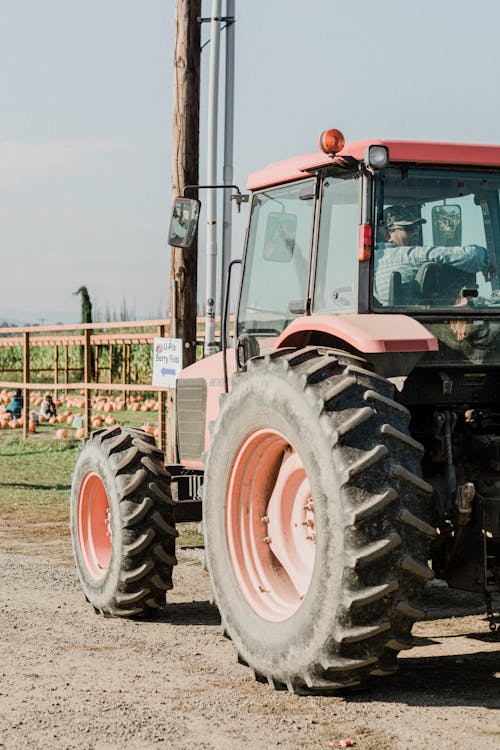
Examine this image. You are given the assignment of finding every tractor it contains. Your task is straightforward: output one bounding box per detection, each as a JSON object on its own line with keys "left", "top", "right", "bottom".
{"left": 70, "top": 129, "right": 500, "bottom": 693}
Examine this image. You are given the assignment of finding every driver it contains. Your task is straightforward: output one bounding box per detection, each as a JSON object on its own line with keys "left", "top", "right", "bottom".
{"left": 374, "top": 205, "right": 496, "bottom": 305}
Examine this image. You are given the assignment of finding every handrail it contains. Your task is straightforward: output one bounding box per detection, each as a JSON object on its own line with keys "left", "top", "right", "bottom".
{"left": 0, "top": 319, "right": 169, "bottom": 335}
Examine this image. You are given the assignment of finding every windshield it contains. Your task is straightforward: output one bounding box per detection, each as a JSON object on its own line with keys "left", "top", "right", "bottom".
{"left": 372, "top": 168, "right": 500, "bottom": 311}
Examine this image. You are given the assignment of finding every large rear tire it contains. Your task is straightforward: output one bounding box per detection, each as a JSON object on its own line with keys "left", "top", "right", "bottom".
{"left": 70, "top": 426, "right": 177, "bottom": 617}
{"left": 203, "top": 347, "right": 436, "bottom": 692}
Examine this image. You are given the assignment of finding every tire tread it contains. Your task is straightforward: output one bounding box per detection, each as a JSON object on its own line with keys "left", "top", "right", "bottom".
{"left": 204, "top": 346, "right": 433, "bottom": 691}
{"left": 70, "top": 426, "right": 177, "bottom": 618}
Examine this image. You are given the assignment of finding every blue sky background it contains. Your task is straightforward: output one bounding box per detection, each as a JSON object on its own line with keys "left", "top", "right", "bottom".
{"left": 1, "top": 0, "right": 499, "bottom": 324}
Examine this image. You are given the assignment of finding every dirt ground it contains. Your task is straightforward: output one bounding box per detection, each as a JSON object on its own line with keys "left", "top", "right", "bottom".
{"left": 0, "top": 522, "right": 499, "bottom": 750}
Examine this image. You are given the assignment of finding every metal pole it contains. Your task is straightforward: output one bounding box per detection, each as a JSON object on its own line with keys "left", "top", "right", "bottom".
{"left": 220, "top": 0, "right": 235, "bottom": 346}
{"left": 204, "top": 0, "right": 222, "bottom": 356}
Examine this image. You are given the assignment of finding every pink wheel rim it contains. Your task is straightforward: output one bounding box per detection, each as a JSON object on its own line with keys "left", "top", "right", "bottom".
{"left": 226, "top": 428, "right": 316, "bottom": 622}
{"left": 78, "top": 472, "right": 112, "bottom": 580}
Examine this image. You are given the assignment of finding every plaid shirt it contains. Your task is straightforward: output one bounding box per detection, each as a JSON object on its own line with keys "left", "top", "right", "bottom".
{"left": 374, "top": 243, "right": 488, "bottom": 305}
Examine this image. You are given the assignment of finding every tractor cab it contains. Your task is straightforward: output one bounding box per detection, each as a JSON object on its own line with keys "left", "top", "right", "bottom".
{"left": 169, "top": 133, "right": 500, "bottom": 369}
{"left": 235, "top": 133, "right": 500, "bottom": 371}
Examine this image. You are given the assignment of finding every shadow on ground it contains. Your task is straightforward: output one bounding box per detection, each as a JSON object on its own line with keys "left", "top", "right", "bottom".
{"left": 349, "top": 647, "right": 500, "bottom": 709}
{"left": 134, "top": 600, "right": 221, "bottom": 628}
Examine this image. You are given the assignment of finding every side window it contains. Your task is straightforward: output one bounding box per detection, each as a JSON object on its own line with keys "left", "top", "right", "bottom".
{"left": 313, "top": 177, "right": 360, "bottom": 313}
{"left": 237, "top": 180, "right": 315, "bottom": 341}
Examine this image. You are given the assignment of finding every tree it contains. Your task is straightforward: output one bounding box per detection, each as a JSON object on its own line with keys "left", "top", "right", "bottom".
{"left": 74, "top": 286, "right": 93, "bottom": 324}
{"left": 73, "top": 286, "right": 94, "bottom": 377}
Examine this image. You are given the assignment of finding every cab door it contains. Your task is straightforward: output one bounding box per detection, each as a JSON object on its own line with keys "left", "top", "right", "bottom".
{"left": 236, "top": 178, "right": 317, "bottom": 365}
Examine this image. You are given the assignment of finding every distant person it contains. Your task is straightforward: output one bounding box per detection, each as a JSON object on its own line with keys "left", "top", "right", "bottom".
{"left": 6, "top": 389, "right": 23, "bottom": 420}
{"left": 39, "top": 393, "right": 57, "bottom": 420}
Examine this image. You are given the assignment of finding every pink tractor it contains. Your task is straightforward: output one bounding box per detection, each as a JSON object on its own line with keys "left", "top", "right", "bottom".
{"left": 71, "top": 129, "right": 500, "bottom": 692}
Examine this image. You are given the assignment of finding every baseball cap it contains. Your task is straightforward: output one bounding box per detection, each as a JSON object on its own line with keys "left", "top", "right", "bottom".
{"left": 384, "top": 205, "right": 427, "bottom": 228}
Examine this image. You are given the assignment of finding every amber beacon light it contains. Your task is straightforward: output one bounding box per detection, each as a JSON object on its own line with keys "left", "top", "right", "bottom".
{"left": 318, "top": 128, "right": 345, "bottom": 156}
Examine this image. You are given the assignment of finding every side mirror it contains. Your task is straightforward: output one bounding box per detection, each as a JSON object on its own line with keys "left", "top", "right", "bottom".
{"left": 432, "top": 205, "right": 462, "bottom": 246}
{"left": 168, "top": 197, "right": 201, "bottom": 248}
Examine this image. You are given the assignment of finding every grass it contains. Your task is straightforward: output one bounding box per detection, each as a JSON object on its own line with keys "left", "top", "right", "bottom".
{"left": 0, "top": 431, "right": 203, "bottom": 548}
{"left": 0, "top": 434, "right": 78, "bottom": 523}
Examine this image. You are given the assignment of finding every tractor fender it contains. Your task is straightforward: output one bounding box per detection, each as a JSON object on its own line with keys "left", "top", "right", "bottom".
{"left": 275, "top": 314, "right": 438, "bottom": 353}
{"left": 275, "top": 314, "right": 439, "bottom": 378}
{"left": 176, "top": 315, "right": 437, "bottom": 466}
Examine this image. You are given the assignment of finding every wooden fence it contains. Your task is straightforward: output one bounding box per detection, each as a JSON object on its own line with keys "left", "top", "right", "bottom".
{"left": 0, "top": 319, "right": 177, "bottom": 450}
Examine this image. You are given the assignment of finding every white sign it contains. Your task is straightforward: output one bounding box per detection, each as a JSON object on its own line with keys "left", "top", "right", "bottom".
{"left": 152, "top": 338, "right": 183, "bottom": 387}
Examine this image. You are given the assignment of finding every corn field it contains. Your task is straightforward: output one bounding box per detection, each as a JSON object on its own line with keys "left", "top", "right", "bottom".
{"left": 0, "top": 341, "right": 154, "bottom": 385}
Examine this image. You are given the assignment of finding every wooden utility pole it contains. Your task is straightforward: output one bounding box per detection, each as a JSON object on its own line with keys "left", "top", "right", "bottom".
{"left": 170, "top": 0, "right": 201, "bottom": 366}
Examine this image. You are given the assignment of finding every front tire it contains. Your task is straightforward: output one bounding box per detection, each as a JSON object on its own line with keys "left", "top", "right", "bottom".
{"left": 70, "top": 426, "right": 177, "bottom": 617}
{"left": 203, "top": 347, "right": 436, "bottom": 692}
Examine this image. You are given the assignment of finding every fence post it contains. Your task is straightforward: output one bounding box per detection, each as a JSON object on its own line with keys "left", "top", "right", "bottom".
{"left": 54, "top": 344, "right": 58, "bottom": 388}
{"left": 84, "top": 328, "right": 91, "bottom": 437}
{"left": 64, "top": 344, "right": 69, "bottom": 396}
{"left": 122, "top": 344, "right": 127, "bottom": 404}
{"left": 22, "top": 331, "right": 30, "bottom": 439}
{"left": 127, "top": 345, "right": 131, "bottom": 387}
{"left": 95, "top": 344, "right": 100, "bottom": 383}
{"left": 157, "top": 324, "right": 167, "bottom": 453}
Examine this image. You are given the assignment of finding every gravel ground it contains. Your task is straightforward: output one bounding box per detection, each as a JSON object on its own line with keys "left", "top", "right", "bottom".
{"left": 0, "top": 529, "right": 499, "bottom": 750}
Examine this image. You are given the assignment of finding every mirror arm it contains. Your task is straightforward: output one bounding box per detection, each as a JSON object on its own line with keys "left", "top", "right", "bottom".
{"left": 183, "top": 184, "right": 249, "bottom": 213}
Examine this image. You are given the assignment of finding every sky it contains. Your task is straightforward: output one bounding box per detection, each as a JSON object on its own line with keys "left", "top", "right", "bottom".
{"left": 1, "top": 0, "right": 499, "bottom": 325}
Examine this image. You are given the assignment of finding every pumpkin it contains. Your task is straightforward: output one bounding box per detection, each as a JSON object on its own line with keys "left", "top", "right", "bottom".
{"left": 56, "top": 428, "right": 68, "bottom": 439}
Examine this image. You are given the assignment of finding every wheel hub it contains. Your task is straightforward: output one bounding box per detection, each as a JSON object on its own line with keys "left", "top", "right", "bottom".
{"left": 226, "top": 428, "right": 316, "bottom": 622}
{"left": 78, "top": 472, "right": 112, "bottom": 580}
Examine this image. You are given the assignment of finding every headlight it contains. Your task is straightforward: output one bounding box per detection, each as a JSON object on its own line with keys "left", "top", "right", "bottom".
{"left": 366, "top": 145, "right": 389, "bottom": 168}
